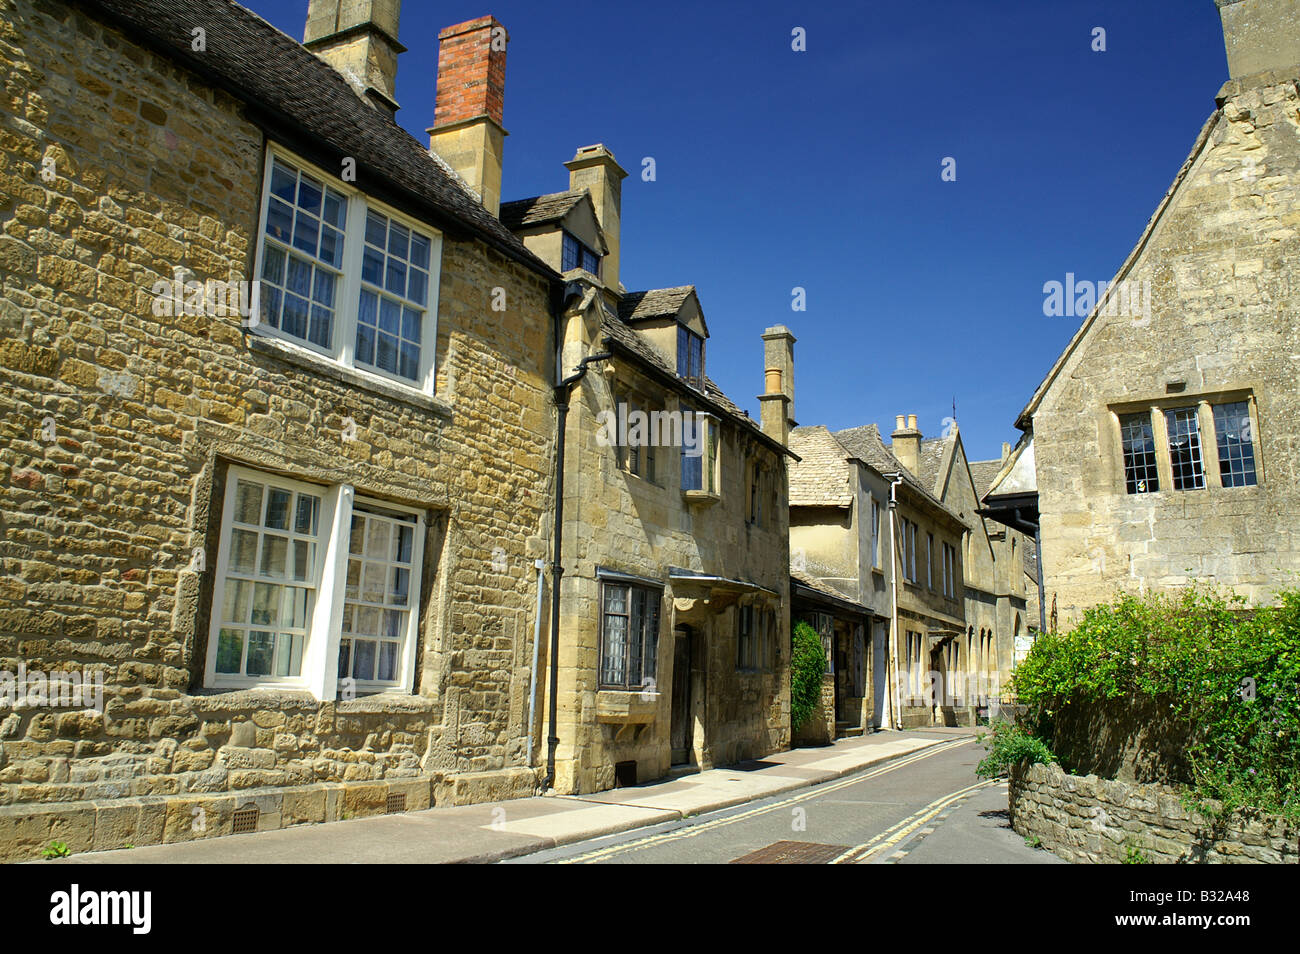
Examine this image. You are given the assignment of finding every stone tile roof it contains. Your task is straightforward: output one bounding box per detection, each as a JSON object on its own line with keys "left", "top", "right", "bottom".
{"left": 791, "top": 569, "right": 871, "bottom": 616}
{"left": 788, "top": 427, "right": 853, "bottom": 507}
{"left": 917, "top": 437, "right": 949, "bottom": 491}
{"left": 618, "top": 286, "right": 695, "bottom": 323}
{"left": 834, "top": 424, "right": 968, "bottom": 527}
{"left": 968, "top": 459, "right": 1005, "bottom": 500}
{"left": 499, "top": 190, "right": 587, "bottom": 231}
{"left": 81, "top": 0, "right": 554, "bottom": 278}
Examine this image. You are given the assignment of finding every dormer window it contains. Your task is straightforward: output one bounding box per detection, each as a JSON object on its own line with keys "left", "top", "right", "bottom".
{"left": 561, "top": 231, "right": 600, "bottom": 276}
{"left": 677, "top": 325, "right": 704, "bottom": 389}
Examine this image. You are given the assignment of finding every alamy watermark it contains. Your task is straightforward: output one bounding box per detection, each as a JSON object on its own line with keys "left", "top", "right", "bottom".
{"left": 0, "top": 664, "right": 105, "bottom": 712}
{"left": 151, "top": 269, "right": 260, "bottom": 324}
{"left": 595, "top": 405, "right": 705, "bottom": 457}
{"left": 1043, "top": 273, "right": 1151, "bottom": 325}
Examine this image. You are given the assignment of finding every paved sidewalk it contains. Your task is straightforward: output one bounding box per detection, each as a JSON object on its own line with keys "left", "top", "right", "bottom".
{"left": 60, "top": 728, "right": 974, "bottom": 864}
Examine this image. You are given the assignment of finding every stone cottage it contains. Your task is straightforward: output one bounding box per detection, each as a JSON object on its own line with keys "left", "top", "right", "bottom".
{"left": 984, "top": 0, "right": 1300, "bottom": 624}
{"left": 498, "top": 145, "right": 795, "bottom": 790}
{"left": 0, "top": 0, "right": 563, "bottom": 859}
{"left": 787, "top": 425, "right": 892, "bottom": 740}
{"left": 816, "top": 421, "right": 972, "bottom": 727}
{"left": 904, "top": 421, "right": 1033, "bottom": 717}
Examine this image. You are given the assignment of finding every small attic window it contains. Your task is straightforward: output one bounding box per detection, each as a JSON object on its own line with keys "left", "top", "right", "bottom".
{"left": 677, "top": 325, "right": 704, "bottom": 389}
{"left": 562, "top": 231, "right": 600, "bottom": 276}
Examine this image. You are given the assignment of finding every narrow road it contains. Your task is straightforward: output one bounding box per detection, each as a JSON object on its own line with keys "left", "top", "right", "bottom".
{"left": 509, "top": 734, "right": 1064, "bottom": 864}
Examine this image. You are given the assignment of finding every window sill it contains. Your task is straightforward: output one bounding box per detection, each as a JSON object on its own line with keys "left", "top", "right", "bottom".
{"left": 682, "top": 489, "right": 721, "bottom": 507}
{"left": 595, "top": 690, "right": 660, "bottom": 725}
{"left": 247, "top": 333, "right": 453, "bottom": 419}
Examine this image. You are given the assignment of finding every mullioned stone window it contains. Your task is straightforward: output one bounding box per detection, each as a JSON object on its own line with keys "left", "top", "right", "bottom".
{"left": 599, "top": 582, "right": 661, "bottom": 689}
{"left": 1116, "top": 396, "right": 1259, "bottom": 494}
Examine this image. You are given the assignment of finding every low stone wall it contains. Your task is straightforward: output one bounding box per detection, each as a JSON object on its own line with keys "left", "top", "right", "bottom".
{"left": 0, "top": 765, "right": 538, "bottom": 863}
{"left": 1010, "top": 761, "right": 1299, "bottom": 864}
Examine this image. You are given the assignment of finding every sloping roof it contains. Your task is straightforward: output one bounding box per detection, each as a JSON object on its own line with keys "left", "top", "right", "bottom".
{"left": 917, "top": 437, "right": 948, "bottom": 490}
{"left": 499, "top": 189, "right": 587, "bottom": 230}
{"left": 788, "top": 427, "right": 853, "bottom": 508}
{"left": 1014, "top": 109, "right": 1221, "bottom": 430}
{"left": 983, "top": 433, "right": 1037, "bottom": 501}
{"left": 791, "top": 569, "right": 873, "bottom": 617}
{"left": 834, "top": 424, "right": 967, "bottom": 527}
{"left": 968, "top": 459, "right": 1005, "bottom": 500}
{"left": 618, "top": 286, "right": 695, "bottom": 323}
{"left": 597, "top": 301, "right": 791, "bottom": 458}
{"left": 79, "top": 0, "right": 554, "bottom": 278}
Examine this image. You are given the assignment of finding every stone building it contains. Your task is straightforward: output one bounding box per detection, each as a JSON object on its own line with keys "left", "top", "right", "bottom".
{"left": 787, "top": 425, "right": 891, "bottom": 739}
{"left": 909, "top": 424, "right": 1033, "bottom": 716}
{"left": 984, "top": 0, "right": 1300, "bottom": 624}
{"left": 501, "top": 150, "right": 794, "bottom": 790}
{"left": 0, "top": 0, "right": 565, "bottom": 859}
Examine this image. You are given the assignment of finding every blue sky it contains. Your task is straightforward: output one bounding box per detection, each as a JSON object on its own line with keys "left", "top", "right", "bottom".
{"left": 253, "top": 0, "right": 1229, "bottom": 462}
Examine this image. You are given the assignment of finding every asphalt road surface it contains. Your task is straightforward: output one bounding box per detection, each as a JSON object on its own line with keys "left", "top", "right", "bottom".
{"left": 508, "top": 733, "right": 1066, "bottom": 864}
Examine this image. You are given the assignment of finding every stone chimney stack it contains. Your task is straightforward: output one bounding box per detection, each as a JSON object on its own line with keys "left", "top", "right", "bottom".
{"left": 1217, "top": 0, "right": 1300, "bottom": 78}
{"left": 428, "top": 17, "right": 509, "bottom": 217}
{"left": 304, "top": 0, "right": 405, "bottom": 116}
{"left": 758, "top": 326, "right": 796, "bottom": 446}
{"left": 892, "top": 414, "right": 922, "bottom": 475}
{"left": 565, "top": 145, "right": 627, "bottom": 295}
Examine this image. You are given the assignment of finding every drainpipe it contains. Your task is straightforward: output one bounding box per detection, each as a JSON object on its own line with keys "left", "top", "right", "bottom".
{"left": 543, "top": 350, "right": 613, "bottom": 791}
{"left": 885, "top": 473, "right": 905, "bottom": 731}
{"left": 527, "top": 557, "right": 546, "bottom": 766}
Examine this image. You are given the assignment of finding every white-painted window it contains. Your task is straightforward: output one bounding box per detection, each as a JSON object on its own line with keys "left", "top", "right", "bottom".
{"left": 254, "top": 148, "right": 442, "bottom": 395}
{"left": 206, "top": 465, "right": 424, "bottom": 697}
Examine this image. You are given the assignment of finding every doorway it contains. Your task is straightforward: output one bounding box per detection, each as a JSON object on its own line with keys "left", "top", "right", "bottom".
{"left": 871, "top": 621, "right": 888, "bottom": 729}
{"left": 670, "top": 627, "right": 693, "bottom": 765}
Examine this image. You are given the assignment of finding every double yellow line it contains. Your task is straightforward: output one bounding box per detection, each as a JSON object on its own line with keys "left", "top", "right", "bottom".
{"left": 559, "top": 736, "right": 975, "bottom": 864}
{"left": 831, "top": 777, "right": 998, "bottom": 864}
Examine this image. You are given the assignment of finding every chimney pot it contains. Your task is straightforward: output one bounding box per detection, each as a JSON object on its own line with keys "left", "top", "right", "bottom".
{"left": 759, "top": 326, "right": 796, "bottom": 447}
{"left": 895, "top": 414, "right": 905, "bottom": 431}
{"left": 428, "top": 16, "right": 509, "bottom": 216}
{"left": 892, "top": 413, "right": 921, "bottom": 475}
{"left": 303, "top": 0, "right": 405, "bottom": 116}
{"left": 564, "top": 145, "right": 628, "bottom": 296}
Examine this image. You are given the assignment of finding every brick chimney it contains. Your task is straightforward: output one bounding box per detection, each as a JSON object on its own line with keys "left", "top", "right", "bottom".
{"left": 304, "top": 0, "right": 405, "bottom": 116}
{"left": 1217, "top": 0, "right": 1300, "bottom": 78}
{"left": 564, "top": 145, "right": 628, "bottom": 295}
{"left": 758, "top": 326, "right": 796, "bottom": 446}
{"left": 892, "top": 414, "right": 921, "bottom": 475}
{"left": 428, "top": 17, "right": 509, "bottom": 217}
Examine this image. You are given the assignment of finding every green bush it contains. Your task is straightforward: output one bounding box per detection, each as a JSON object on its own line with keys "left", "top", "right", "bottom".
{"left": 975, "top": 720, "right": 1055, "bottom": 779}
{"left": 790, "top": 620, "right": 827, "bottom": 732}
{"left": 1011, "top": 586, "right": 1300, "bottom": 819}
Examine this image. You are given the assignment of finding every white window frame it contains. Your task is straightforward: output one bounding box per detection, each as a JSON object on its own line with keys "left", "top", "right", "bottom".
{"left": 252, "top": 145, "right": 443, "bottom": 397}
{"left": 205, "top": 464, "right": 425, "bottom": 699}
{"left": 338, "top": 498, "right": 427, "bottom": 695}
